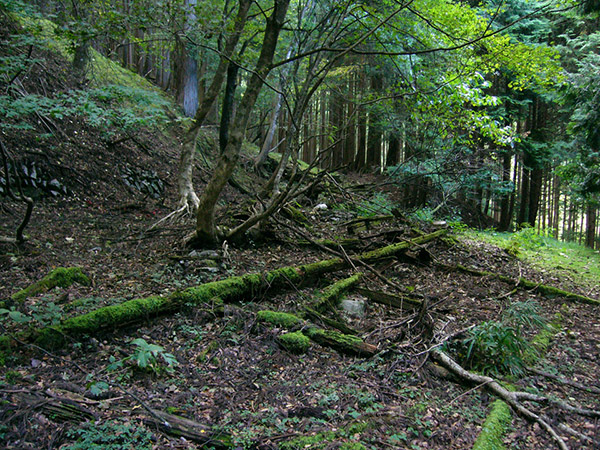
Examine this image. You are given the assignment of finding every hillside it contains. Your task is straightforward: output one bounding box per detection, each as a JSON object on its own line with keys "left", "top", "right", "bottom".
{"left": 1, "top": 8, "right": 600, "bottom": 450}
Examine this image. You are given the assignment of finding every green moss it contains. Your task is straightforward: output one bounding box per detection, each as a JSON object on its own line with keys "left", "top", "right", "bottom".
{"left": 257, "top": 311, "right": 303, "bottom": 328}
{"left": 472, "top": 399, "right": 512, "bottom": 450}
{"left": 304, "top": 327, "right": 372, "bottom": 356}
{"left": 11, "top": 267, "right": 91, "bottom": 304}
{"left": 278, "top": 331, "right": 311, "bottom": 354}
{"left": 340, "top": 443, "right": 366, "bottom": 450}
{"left": 283, "top": 205, "right": 311, "bottom": 227}
{"left": 524, "top": 313, "right": 562, "bottom": 366}
{"left": 314, "top": 273, "right": 363, "bottom": 312}
{"left": 279, "top": 432, "right": 336, "bottom": 450}
{"left": 34, "top": 295, "right": 170, "bottom": 348}
{"left": 358, "top": 229, "right": 448, "bottom": 262}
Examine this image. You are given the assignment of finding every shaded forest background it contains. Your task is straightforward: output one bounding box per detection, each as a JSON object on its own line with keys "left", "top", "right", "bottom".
{"left": 2, "top": 0, "right": 600, "bottom": 246}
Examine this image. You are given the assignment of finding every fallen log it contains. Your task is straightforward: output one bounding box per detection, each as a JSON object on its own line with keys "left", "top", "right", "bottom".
{"left": 355, "top": 287, "right": 422, "bottom": 311}
{"left": 256, "top": 309, "right": 374, "bottom": 356}
{"left": 303, "top": 306, "right": 358, "bottom": 335}
{"left": 8, "top": 267, "right": 91, "bottom": 306}
{"left": 12, "top": 391, "right": 96, "bottom": 423}
{"left": 304, "top": 327, "right": 378, "bottom": 357}
{"left": 0, "top": 229, "right": 447, "bottom": 352}
{"left": 143, "top": 408, "right": 232, "bottom": 448}
{"left": 445, "top": 264, "right": 599, "bottom": 306}
{"left": 310, "top": 273, "right": 363, "bottom": 313}
{"left": 344, "top": 214, "right": 395, "bottom": 234}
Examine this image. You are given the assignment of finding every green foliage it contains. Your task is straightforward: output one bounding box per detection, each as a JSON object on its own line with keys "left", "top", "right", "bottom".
{"left": 453, "top": 300, "right": 546, "bottom": 376}
{"left": 129, "top": 338, "right": 178, "bottom": 373}
{"left": 466, "top": 229, "right": 600, "bottom": 293}
{"left": 63, "top": 420, "right": 152, "bottom": 450}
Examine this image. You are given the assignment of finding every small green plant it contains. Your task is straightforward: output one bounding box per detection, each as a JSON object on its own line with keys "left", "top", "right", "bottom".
{"left": 63, "top": 420, "right": 152, "bottom": 450}
{"left": 453, "top": 300, "right": 547, "bottom": 376}
{"left": 356, "top": 192, "right": 396, "bottom": 216}
{"left": 129, "top": 338, "right": 178, "bottom": 374}
{"left": 0, "top": 307, "right": 31, "bottom": 325}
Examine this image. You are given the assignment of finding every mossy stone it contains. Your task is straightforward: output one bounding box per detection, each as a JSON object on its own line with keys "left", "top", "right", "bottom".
{"left": 278, "top": 331, "right": 310, "bottom": 354}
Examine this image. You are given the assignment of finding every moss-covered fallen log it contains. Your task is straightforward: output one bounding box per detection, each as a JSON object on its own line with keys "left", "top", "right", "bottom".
{"left": 355, "top": 287, "right": 422, "bottom": 311}
{"left": 448, "top": 264, "right": 599, "bottom": 306}
{"left": 14, "top": 391, "right": 96, "bottom": 423}
{"left": 311, "top": 273, "right": 363, "bottom": 313}
{"left": 0, "top": 230, "right": 447, "bottom": 352}
{"left": 303, "top": 307, "right": 358, "bottom": 335}
{"left": 304, "top": 327, "right": 377, "bottom": 357}
{"left": 257, "top": 309, "right": 375, "bottom": 357}
{"left": 9, "top": 267, "right": 91, "bottom": 305}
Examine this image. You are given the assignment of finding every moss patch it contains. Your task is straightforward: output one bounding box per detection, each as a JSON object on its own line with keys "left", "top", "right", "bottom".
{"left": 313, "top": 273, "right": 363, "bottom": 313}
{"left": 257, "top": 311, "right": 303, "bottom": 328}
{"left": 304, "top": 328, "right": 375, "bottom": 356}
{"left": 278, "top": 331, "right": 311, "bottom": 354}
{"left": 34, "top": 295, "right": 170, "bottom": 348}
{"left": 472, "top": 399, "right": 512, "bottom": 450}
{"left": 11, "top": 267, "right": 91, "bottom": 304}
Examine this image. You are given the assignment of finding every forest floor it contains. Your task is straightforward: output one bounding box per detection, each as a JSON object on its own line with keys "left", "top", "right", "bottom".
{"left": 1, "top": 18, "right": 599, "bottom": 448}
{"left": 1, "top": 124, "right": 599, "bottom": 450}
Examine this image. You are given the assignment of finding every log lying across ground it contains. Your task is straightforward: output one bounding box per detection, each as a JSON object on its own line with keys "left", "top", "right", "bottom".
{"left": 0, "top": 229, "right": 448, "bottom": 352}
{"left": 256, "top": 310, "right": 377, "bottom": 357}
{"left": 445, "top": 264, "right": 600, "bottom": 306}
{"left": 5, "top": 267, "right": 91, "bottom": 307}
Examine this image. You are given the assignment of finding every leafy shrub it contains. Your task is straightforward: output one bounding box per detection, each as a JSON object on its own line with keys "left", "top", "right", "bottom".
{"left": 452, "top": 300, "right": 547, "bottom": 376}
{"left": 356, "top": 192, "right": 396, "bottom": 216}
{"left": 129, "top": 338, "right": 178, "bottom": 374}
{"left": 63, "top": 420, "right": 152, "bottom": 450}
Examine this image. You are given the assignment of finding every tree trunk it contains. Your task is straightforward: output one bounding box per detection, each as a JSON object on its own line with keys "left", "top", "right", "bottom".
{"left": 219, "top": 63, "right": 239, "bottom": 153}
{"left": 517, "top": 162, "right": 530, "bottom": 227}
{"left": 585, "top": 203, "right": 597, "bottom": 249}
{"left": 175, "top": 0, "right": 252, "bottom": 212}
{"left": 527, "top": 166, "right": 543, "bottom": 227}
{"left": 192, "top": 0, "right": 291, "bottom": 246}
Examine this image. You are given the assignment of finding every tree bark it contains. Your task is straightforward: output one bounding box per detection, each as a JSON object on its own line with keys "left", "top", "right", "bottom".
{"left": 193, "top": 0, "right": 291, "bottom": 246}
{"left": 585, "top": 203, "right": 597, "bottom": 249}
{"left": 175, "top": 0, "right": 252, "bottom": 212}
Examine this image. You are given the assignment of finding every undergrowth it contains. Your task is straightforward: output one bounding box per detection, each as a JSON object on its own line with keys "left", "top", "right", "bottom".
{"left": 463, "top": 227, "right": 600, "bottom": 293}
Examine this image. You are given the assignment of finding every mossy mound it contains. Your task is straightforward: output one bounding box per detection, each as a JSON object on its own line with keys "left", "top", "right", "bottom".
{"left": 257, "top": 310, "right": 303, "bottom": 329}
{"left": 278, "top": 331, "right": 311, "bottom": 354}
{"left": 11, "top": 267, "right": 91, "bottom": 304}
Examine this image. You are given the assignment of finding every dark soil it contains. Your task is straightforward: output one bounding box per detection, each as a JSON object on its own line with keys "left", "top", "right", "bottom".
{"left": 0, "top": 21, "right": 598, "bottom": 450}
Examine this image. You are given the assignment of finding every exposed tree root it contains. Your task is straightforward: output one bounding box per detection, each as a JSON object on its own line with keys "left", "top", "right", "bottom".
{"left": 526, "top": 367, "right": 600, "bottom": 395}
{"left": 430, "top": 348, "right": 600, "bottom": 450}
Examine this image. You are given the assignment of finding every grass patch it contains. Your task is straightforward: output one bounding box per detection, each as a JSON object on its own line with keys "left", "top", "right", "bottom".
{"left": 463, "top": 228, "right": 600, "bottom": 294}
